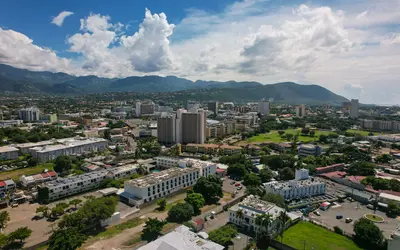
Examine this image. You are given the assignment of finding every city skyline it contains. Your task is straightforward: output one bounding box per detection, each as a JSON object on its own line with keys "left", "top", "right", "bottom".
{"left": 0, "top": 0, "right": 399, "bottom": 104}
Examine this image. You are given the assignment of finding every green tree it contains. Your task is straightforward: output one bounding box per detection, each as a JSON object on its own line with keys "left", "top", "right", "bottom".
{"left": 301, "top": 127, "right": 310, "bottom": 135}
{"left": 279, "top": 167, "right": 294, "bottom": 180}
{"left": 141, "top": 218, "right": 167, "bottom": 242}
{"left": 334, "top": 226, "right": 344, "bottom": 235}
{"left": 259, "top": 168, "right": 273, "bottom": 183}
{"left": 185, "top": 193, "right": 205, "bottom": 215}
{"left": 0, "top": 211, "right": 10, "bottom": 230}
{"left": 348, "top": 162, "right": 376, "bottom": 176}
{"left": 156, "top": 198, "right": 167, "bottom": 211}
{"left": 387, "top": 201, "right": 400, "bottom": 216}
{"left": 193, "top": 176, "right": 223, "bottom": 203}
{"left": 35, "top": 206, "right": 49, "bottom": 217}
{"left": 285, "top": 133, "right": 294, "bottom": 141}
{"left": 256, "top": 231, "right": 271, "bottom": 250}
{"left": 200, "top": 155, "right": 209, "bottom": 161}
{"left": 243, "top": 173, "right": 261, "bottom": 187}
{"left": 278, "top": 130, "right": 285, "bottom": 136}
{"left": 262, "top": 193, "right": 285, "bottom": 208}
{"left": 227, "top": 164, "right": 248, "bottom": 178}
{"left": 69, "top": 199, "right": 82, "bottom": 209}
{"left": 353, "top": 218, "right": 384, "bottom": 249}
{"left": 260, "top": 155, "right": 283, "bottom": 170}
{"left": 27, "top": 157, "right": 39, "bottom": 167}
{"left": 54, "top": 155, "right": 73, "bottom": 174}
{"left": 208, "top": 224, "right": 238, "bottom": 247}
{"left": 0, "top": 233, "right": 7, "bottom": 248}
{"left": 37, "top": 187, "right": 50, "bottom": 203}
{"left": 103, "top": 129, "right": 111, "bottom": 140}
{"left": 51, "top": 206, "right": 65, "bottom": 218}
{"left": 167, "top": 203, "right": 194, "bottom": 223}
{"left": 48, "top": 228, "right": 87, "bottom": 250}
{"left": 375, "top": 154, "right": 392, "bottom": 163}
{"left": 8, "top": 227, "right": 32, "bottom": 243}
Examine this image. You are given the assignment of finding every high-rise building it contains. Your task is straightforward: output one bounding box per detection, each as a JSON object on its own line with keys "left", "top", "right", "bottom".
{"left": 135, "top": 100, "right": 154, "bottom": 117}
{"left": 258, "top": 100, "right": 270, "bottom": 116}
{"left": 187, "top": 100, "right": 200, "bottom": 112}
{"left": 296, "top": 105, "right": 306, "bottom": 117}
{"left": 207, "top": 101, "right": 219, "bottom": 115}
{"left": 182, "top": 109, "right": 206, "bottom": 144}
{"left": 19, "top": 107, "right": 40, "bottom": 121}
{"left": 157, "top": 115, "right": 176, "bottom": 145}
{"left": 350, "top": 99, "right": 359, "bottom": 118}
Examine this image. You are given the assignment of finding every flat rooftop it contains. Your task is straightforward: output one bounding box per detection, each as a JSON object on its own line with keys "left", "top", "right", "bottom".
{"left": 30, "top": 138, "right": 107, "bottom": 153}
{"left": 0, "top": 146, "right": 19, "bottom": 153}
{"left": 127, "top": 167, "right": 199, "bottom": 188}
{"left": 264, "top": 179, "right": 324, "bottom": 190}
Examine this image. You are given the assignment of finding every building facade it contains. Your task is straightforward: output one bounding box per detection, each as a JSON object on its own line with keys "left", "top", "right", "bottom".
{"left": 0, "top": 146, "right": 19, "bottom": 160}
{"left": 0, "top": 120, "right": 23, "bottom": 128}
{"left": 20, "top": 171, "right": 58, "bottom": 187}
{"left": 350, "top": 99, "right": 359, "bottom": 118}
{"left": 157, "top": 116, "right": 176, "bottom": 145}
{"left": 208, "top": 101, "right": 219, "bottom": 115}
{"left": 258, "top": 100, "right": 270, "bottom": 116}
{"left": 296, "top": 105, "right": 306, "bottom": 118}
{"left": 182, "top": 109, "right": 206, "bottom": 144}
{"left": 0, "top": 179, "right": 16, "bottom": 197}
{"left": 298, "top": 144, "right": 322, "bottom": 157}
{"left": 19, "top": 107, "right": 40, "bottom": 121}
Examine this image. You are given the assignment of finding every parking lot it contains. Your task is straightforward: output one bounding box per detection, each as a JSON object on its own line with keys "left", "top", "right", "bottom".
{"left": 223, "top": 177, "right": 245, "bottom": 195}
{"left": 309, "top": 200, "right": 400, "bottom": 238}
{"left": 288, "top": 192, "right": 337, "bottom": 208}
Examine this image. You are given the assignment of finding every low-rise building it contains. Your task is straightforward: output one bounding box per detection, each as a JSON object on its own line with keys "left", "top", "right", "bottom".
{"left": 0, "top": 179, "right": 16, "bottom": 197}
{"left": 14, "top": 140, "right": 56, "bottom": 154}
{"left": 229, "top": 195, "right": 299, "bottom": 233}
{"left": 121, "top": 167, "right": 201, "bottom": 206}
{"left": 0, "top": 146, "right": 19, "bottom": 160}
{"left": 137, "top": 225, "right": 224, "bottom": 250}
{"left": 20, "top": 171, "right": 58, "bottom": 187}
{"left": 155, "top": 156, "right": 179, "bottom": 168}
{"left": 298, "top": 144, "right": 322, "bottom": 157}
{"left": 220, "top": 145, "right": 242, "bottom": 155}
{"left": 379, "top": 192, "right": 400, "bottom": 206}
{"left": 316, "top": 163, "right": 345, "bottom": 174}
{"left": 0, "top": 120, "right": 23, "bottom": 128}
{"left": 155, "top": 157, "right": 217, "bottom": 178}
{"left": 37, "top": 165, "right": 137, "bottom": 201}
{"left": 30, "top": 137, "right": 107, "bottom": 162}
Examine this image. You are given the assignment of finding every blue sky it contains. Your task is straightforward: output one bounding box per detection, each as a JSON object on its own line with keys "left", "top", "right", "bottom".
{"left": 0, "top": 0, "right": 399, "bottom": 104}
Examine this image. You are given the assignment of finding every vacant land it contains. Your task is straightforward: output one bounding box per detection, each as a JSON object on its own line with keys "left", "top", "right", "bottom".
{"left": 0, "top": 163, "right": 54, "bottom": 181}
{"left": 277, "top": 222, "right": 361, "bottom": 250}
{"left": 247, "top": 129, "right": 334, "bottom": 143}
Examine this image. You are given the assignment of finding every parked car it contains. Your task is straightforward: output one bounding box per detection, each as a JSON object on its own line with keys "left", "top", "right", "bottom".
{"left": 336, "top": 214, "right": 343, "bottom": 219}
{"left": 237, "top": 186, "right": 243, "bottom": 190}
{"left": 313, "top": 211, "right": 321, "bottom": 216}
{"left": 345, "top": 218, "right": 353, "bottom": 223}
{"left": 235, "top": 183, "right": 241, "bottom": 187}
{"left": 367, "top": 204, "right": 374, "bottom": 209}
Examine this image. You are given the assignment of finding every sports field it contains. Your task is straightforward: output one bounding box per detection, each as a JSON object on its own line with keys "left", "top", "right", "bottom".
{"left": 276, "top": 222, "right": 361, "bottom": 250}
{"left": 246, "top": 129, "right": 334, "bottom": 143}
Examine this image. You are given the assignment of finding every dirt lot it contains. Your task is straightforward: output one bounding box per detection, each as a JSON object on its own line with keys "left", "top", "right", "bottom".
{"left": 309, "top": 200, "right": 400, "bottom": 238}
{"left": 3, "top": 203, "right": 53, "bottom": 248}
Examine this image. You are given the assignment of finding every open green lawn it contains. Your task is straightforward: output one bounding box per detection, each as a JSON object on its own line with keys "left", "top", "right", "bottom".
{"left": 247, "top": 129, "right": 334, "bottom": 143}
{"left": 0, "top": 163, "right": 54, "bottom": 181}
{"left": 277, "top": 222, "right": 361, "bottom": 250}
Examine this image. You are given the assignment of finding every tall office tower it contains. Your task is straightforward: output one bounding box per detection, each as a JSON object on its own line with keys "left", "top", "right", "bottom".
{"left": 136, "top": 100, "right": 154, "bottom": 117}
{"left": 258, "top": 99, "right": 270, "bottom": 116}
{"left": 157, "top": 115, "right": 176, "bottom": 145}
{"left": 182, "top": 109, "right": 206, "bottom": 144}
{"left": 175, "top": 109, "right": 187, "bottom": 144}
{"left": 187, "top": 100, "right": 200, "bottom": 113}
{"left": 19, "top": 107, "right": 40, "bottom": 121}
{"left": 350, "top": 99, "right": 359, "bottom": 118}
{"left": 296, "top": 105, "right": 306, "bottom": 117}
{"left": 207, "top": 101, "right": 219, "bottom": 115}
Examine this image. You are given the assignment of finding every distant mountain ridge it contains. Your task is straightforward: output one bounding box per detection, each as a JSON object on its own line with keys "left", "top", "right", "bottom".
{"left": 0, "top": 64, "right": 348, "bottom": 104}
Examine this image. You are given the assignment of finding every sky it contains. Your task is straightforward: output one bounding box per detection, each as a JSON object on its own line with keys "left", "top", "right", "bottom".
{"left": 0, "top": 0, "right": 399, "bottom": 104}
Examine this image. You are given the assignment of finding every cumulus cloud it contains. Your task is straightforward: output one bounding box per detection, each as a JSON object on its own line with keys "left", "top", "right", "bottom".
{"left": 51, "top": 11, "right": 74, "bottom": 27}
{"left": 0, "top": 28, "right": 71, "bottom": 72}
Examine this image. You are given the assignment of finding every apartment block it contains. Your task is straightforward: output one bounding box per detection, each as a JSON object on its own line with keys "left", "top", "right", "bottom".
{"left": 29, "top": 137, "right": 107, "bottom": 162}
{"left": 296, "top": 105, "right": 306, "bottom": 118}
{"left": 19, "top": 107, "right": 40, "bottom": 121}
{"left": 361, "top": 119, "right": 400, "bottom": 132}
{"left": 182, "top": 110, "right": 206, "bottom": 144}
{"left": 155, "top": 157, "right": 217, "bottom": 178}
{"left": 0, "top": 146, "right": 19, "bottom": 160}
{"left": 38, "top": 165, "right": 137, "bottom": 201}
{"left": 0, "top": 120, "right": 23, "bottom": 128}
{"left": 207, "top": 101, "right": 219, "bottom": 115}
{"left": 220, "top": 145, "right": 242, "bottom": 155}
{"left": 298, "top": 144, "right": 322, "bottom": 157}
{"left": 121, "top": 167, "right": 201, "bottom": 206}
{"left": 350, "top": 99, "right": 359, "bottom": 118}
{"left": 157, "top": 115, "right": 176, "bottom": 145}
{"left": 258, "top": 100, "right": 270, "bottom": 116}
{"left": 229, "top": 195, "right": 299, "bottom": 233}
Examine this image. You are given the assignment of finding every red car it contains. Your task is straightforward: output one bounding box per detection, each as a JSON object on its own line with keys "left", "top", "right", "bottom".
{"left": 235, "top": 183, "right": 241, "bottom": 187}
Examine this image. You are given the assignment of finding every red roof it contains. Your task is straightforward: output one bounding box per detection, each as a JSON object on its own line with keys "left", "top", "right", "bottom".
{"left": 346, "top": 176, "right": 366, "bottom": 184}
{"left": 47, "top": 171, "right": 57, "bottom": 177}
{"left": 216, "top": 169, "right": 226, "bottom": 173}
{"left": 41, "top": 173, "right": 50, "bottom": 178}
{"left": 0, "top": 181, "right": 5, "bottom": 187}
{"left": 193, "top": 218, "right": 205, "bottom": 225}
{"left": 316, "top": 163, "right": 344, "bottom": 171}
{"left": 319, "top": 171, "right": 347, "bottom": 179}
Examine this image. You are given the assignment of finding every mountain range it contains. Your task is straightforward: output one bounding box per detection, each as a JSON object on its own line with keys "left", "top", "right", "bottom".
{"left": 0, "top": 64, "right": 348, "bottom": 104}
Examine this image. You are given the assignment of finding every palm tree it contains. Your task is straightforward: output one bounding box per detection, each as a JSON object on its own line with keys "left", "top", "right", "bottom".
{"left": 255, "top": 213, "right": 273, "bottom": 247}
{"left": 278, "top": 211, "right": 288, "bottom": 245}
{"left": 236, "top": 209, "right": 244, "bottom": 221}
{"left": 137, "top": 164, "right": 148, "bottom": 175}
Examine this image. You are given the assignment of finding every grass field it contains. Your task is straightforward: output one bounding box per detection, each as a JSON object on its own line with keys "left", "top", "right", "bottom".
{"left": 95, "top": 217, "right": 145, "bottom": 239}
{"left": 277, "top": 222, "right": 361, "bottom": 250}
{"left": 247, "top": 129, "right": 334, "bottom": 143}
{"left": 154, "top": 199, "right": 185, "bottom": 213}
{"left": 0, "top": 163, "right": 55, "bottom": 181}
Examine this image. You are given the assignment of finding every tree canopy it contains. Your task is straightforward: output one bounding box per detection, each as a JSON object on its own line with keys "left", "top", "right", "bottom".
{"left": 185, "top": 193, "right": 205, "bottom": 215}
{"left": 54, "top": 155, "right": 73, "bottom": 174}
{"left": 48, "top": 227, "right": 87, "bottom": 250}
{"left": 243, "top": 173, "right": 261, "bottom": 187}
{"left": 227, "top": 164, "right": 248, "bottom": 178}
{"left": 193, "top": 175, "right": 223, "bottom": 203}
{"left": 167, "top": 203, "right": 194, "bottom": 223}
{"left": 8, "top": 227, "right": 32, "bottom": 243}
{"left": 279, "top": 167, "right": 295, "bottom": 181}
{"left": 353, "top": 218, "right": 384, "bottom": 249}
{"left": 262, "top": 193, "right": 285, "bottom": 208}
{"left": 156, "top": 198, "right": 167, "bottom": 211}
{"left": 260, "top": 155, "right": 284, "bottom": 170}
{"left": 0, "top": 211, "right": 10, "bottom": 230}
{"left": 259, "top": 168, "right": 273, "bottom": 183}
{"left": 141, "top": 218, "right": 167, "bottom": 242}
{"left": 208, "top": 224, "right": 238, "bottom": 247}
{"left": 348, "top": 162, "right": 376, "bottom": 176}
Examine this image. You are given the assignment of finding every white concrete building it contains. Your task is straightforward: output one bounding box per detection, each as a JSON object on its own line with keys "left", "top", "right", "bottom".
{"left": 138, "top": 225, "right": 224, "bottom": 250}
{"left": 295, "top": 168, "right": 310, "bottom": 180}
{"left": 29, "top": 137, "right": 107, "bottom": 162}
{"left": 121, "top": 167, "right": 200, "bottom": 206}
{"left": 19, "top": 107, "right": 40, "bottom": 121}
{"left": 263, "top": 176, "right": 326, "bottom": 200}
{"left": 20, "top": 170, "right": 58, "bottom": 187}
{"left": 38, "top": 165, "right": 137, "bottom": 201}
{"left": 0, "top": 120, "right": 23, "bottom": 128}
{"left": 258, "top": 100, "right": 270, "bottom": 116}
{"left": 14, "top": 140, "right": 56, "bottom": 154}
{"left": 0, "top": 146, "right": 19, "bottom": 160}
{"left": 229, "top": 195, "right": 299, "bottom": 233}
{"left": 296, "top": 105, "right": 306, "bottom": 118}
{"left": 155, "top": 157, "right": 217, "bottom": 177}
{"left": 0, "top": 179, "right": 16, "bottom": 197}
{"left": 298, "top": 144, "right": 322, "bottom": 157}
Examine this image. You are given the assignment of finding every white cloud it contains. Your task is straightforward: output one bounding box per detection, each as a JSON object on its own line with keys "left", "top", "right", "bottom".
{"left": 51, "top": 11, "right": 74, "bottom": 27}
